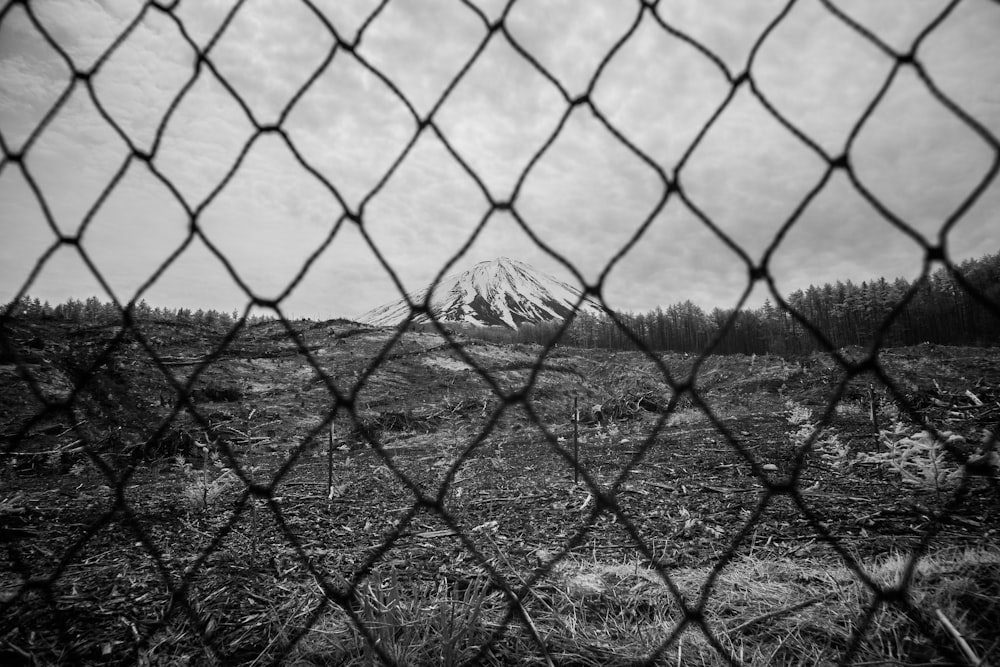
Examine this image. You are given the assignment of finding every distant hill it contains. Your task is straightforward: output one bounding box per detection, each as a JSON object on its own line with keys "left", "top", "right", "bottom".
{"left": 357, "top": 257, "right": 603, "bottom": 329}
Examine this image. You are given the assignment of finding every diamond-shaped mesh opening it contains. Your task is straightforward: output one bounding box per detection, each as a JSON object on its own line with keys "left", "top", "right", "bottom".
{"left": 436, "top": 33, "right": 566, "bottom": 199}
{"left": 207, "top": 0, "right": 336, "bottom": 125}
{"left": 2, "top": 0, "right": 1000, "bottom": 665}
{"left": 90, "top": 7, "right": 194, "bottom": 154}
{"left": 284, "top": 49, "right": 416, "bottom": 211}
{"left": 23, "top": 85, "right": 130, "bottom": 236}
{"left": 152, "top": 66, "right": 257, "bottom": 210}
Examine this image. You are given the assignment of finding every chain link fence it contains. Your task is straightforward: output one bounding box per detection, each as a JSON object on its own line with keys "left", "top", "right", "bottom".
{"left": 2, "top": 0, "right": 999, "bottom": 664}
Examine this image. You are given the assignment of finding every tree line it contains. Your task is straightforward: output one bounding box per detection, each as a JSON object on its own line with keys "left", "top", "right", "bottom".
{"left": 467, "top": 251, "right": 1000, "bottom": 355}
{"left": 6, "top": 251, "right": 998, "bottom": 355}
{"left": 1, "top": 295, "right": 270, "bottom": 329}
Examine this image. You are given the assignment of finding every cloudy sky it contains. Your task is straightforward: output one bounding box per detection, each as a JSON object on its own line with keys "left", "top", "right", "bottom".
{"left": 1, "top": 0, "right": 998, "bottom": 320}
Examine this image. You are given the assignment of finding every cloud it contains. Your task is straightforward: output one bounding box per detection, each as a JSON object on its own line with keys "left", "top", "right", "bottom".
{"left": 0, "top": 166, "right": 56, "bottom": 302}
{"left": 281, "top": 219, "right": 392, "bottom": 320}
{"left": 195, "top": 133, "right": 344, "bottom": 301}
{"left": 140, "top": 234, "right": 245, "bottom": 313}
{"left": 592, "top": 13, "right": 730, "bottom": 172}
{"left": 356, "top": 0, "right": 486, "bottom": 115}
{"left": 751, "top": 0, "right": 893, "bottom": 156}
{"left": 679, "top": 86, "right": 827, "bottom": 262}
{"left": 0, "top": 6, "right": 71, "bottom": 149}
{"left": 605, "top": 199, "right": 748, "bottom": 313}
{"left": 206, "top": 0, "right": 335, "bottom": 124}
{"left": 920, "top": 0, "right": 1000, "bottom": 136}
{"left": 655, "top": 0, "right": 787, "bottom": 75}
{"left": 170, "top": 0, "right": 236, "bottom": 49}
{"left": 769, "top": 170, "right": 927, "bottom": 298}
{"left": 91, "top": 7, "right": 193, "bottom": 151}
{"left": 80, "top": 159, "right": 189, "bottom": 303}
{"left": 948, "top": 176, "right": 1000, "bottom": 259}
{"left": 831, "top": 0, "right": 953, "bottom": 54}
{"left": 23, "top": 85, "right": 130, "bottom": 235}
{"left": 152, "top": 68, "right": 256, "bottom": 209}
{"left": 362, "top": 131, "right": 489, "bottom": 295}
{"left": 284, "top": 49, "right": 415, "bottom": 211}
{"left": 465, "top": 0, "right": 508, "bottom": 24}
{"left": 851, "top": 66, "right": 997, "bottom": 240}
{"left": 29, "top": 0, "right": 155, "bottom": 71}
{"left": 504, "top": 0, "right": 639, "bottom": 96}
{"left": 2, "top": 0, "right": 997, "bottom": 320}
{"left": 307, "top": 0, "right": 383, "bottom": 45}
{"left": 516, "top": 104, "right": 666, "bottom": 283}
{"left": 435, "top": 33, "right": 566, "bottom": 200}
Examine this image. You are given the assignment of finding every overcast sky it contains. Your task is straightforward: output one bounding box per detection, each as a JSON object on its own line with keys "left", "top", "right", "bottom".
{"left": 1, "top": 0, "right": 998, "bottom": 320}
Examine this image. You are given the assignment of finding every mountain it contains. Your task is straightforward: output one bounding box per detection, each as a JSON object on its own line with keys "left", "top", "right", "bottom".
{"left": 357, "top": 257, "right": 604, "bottom": 329}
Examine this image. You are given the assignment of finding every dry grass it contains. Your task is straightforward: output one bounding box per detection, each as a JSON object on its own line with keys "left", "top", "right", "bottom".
{"left": 272, "top": 546, "right": 1000, "bottom": 666}
{"left": 534, "top": 546, "right": 1000, "bottom": 666}
{"left": 289, "top": 571, "right": 511, "bottom": 666}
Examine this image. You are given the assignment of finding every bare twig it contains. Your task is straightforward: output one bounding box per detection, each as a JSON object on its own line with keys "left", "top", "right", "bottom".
{"left": 727, "top": 596, "right": 825, "bottom": 634}
{"left": 247, "top": 595, "right": 312, "bottom": 667}
{"left": 479, "top": 531, "right": 558, "bottom": 667}
{"left": 936, "top": 608, "right": 986, "bottom": 667}
{"left": 327, "top": 420, "right": 335, "bottom": 502}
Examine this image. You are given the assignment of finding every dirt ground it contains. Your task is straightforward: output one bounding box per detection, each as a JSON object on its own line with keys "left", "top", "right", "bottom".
{"left": 1, "top": 317, "right": 998, "bottom": 665}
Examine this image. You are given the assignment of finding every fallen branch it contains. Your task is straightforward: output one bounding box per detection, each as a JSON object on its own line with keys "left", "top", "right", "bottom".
{"left": 468, "top": 493, "right": 551, "bottom": 505}
{"left": 700, "top": 484, "right": 740, "bottom": 494}
{"left": 936, "top": 608, "right": 986, "bottom": 667}
{"left": 800, "top": 492, "right": 873, "bottom": 503}
{"left": 159, "top": 356, "right": 211, "bottom": 366}
{"left": 415, "top": 529, "right": 458, "bottom": 539}
{"left": 727, "top": 596, "right": 825, "bottom": 634}
{"left": 646, "top": 481, "right": 674, "bottom": 492}
{"left": 964, "top": 390, "right": 983, "bottom": 406}
{"left": 10, "top": 439, "right": 86, "bottom": 456}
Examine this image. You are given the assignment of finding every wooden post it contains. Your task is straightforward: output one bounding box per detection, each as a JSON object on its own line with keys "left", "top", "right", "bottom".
{"left": 327, "top": 419, "right": 335, "bottom": 501}
{"left": 573, "top": 397, "right": 579, "bottom": 484}
{"left": 868, "top": 383, "right": 879, "bottom": 434}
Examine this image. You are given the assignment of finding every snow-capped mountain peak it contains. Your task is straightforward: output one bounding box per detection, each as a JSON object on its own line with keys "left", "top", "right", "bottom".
{"left": 358, "top": 257, "right": 603, "bottom": 329}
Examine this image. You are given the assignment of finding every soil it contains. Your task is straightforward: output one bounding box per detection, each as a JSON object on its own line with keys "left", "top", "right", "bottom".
{"left": 1, "top": 317, "right": 998, "bottom": 665}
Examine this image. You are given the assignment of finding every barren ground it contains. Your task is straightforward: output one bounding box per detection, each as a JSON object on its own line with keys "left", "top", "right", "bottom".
{"left": 1, "top": 317, "right": 998, "bottom": 665}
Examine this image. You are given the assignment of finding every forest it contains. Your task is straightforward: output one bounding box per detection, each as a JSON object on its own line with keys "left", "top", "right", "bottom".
{"left": 4, "top": 251, "right": 999, "bottom": 356}
{"left": 1, "top": 296, "right": 264, "bottom": 329}
{"left": 468, "top": 251, "right": 1000, "bottom": 354}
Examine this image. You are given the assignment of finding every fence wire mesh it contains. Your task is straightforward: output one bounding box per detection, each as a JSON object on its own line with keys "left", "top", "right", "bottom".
{"left": 2, "top": 0, "right": 999, "bottom": 665}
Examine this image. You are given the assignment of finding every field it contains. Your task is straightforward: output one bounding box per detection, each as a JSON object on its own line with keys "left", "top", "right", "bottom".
{"left": 1, "top": 317, "right": 998, "bottom": 666}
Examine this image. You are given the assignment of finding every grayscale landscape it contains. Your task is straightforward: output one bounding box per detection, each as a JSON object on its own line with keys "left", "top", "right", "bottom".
{"left": 2, "top": 0, "right": 999, "bottom": 665}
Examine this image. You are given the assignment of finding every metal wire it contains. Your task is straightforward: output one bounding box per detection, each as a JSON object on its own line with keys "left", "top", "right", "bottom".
{"left": 1, "top": 0, "right": 998, "bottom": 665}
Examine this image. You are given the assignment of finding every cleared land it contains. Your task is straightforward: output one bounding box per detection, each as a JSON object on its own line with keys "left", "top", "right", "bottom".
{"left": 1, "top": 317, "right": 998, "bottom": 665}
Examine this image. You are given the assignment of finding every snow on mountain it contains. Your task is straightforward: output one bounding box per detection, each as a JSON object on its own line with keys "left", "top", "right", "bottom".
{"left": 357, "top": 257, "right": 604, "bottom": 329}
